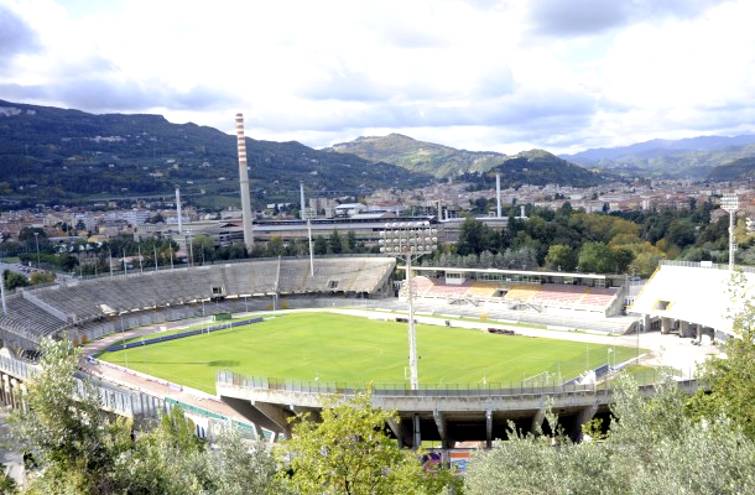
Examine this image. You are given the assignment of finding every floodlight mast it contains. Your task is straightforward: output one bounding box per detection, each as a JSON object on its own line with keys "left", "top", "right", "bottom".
{"left": 302, "top": 207, "right": 317, "bottom": 277}
{"left": 379, "top": 222, "right": 438, "bottom": 390}
{"left": 722, "top": 194, "right": 739, "bottom": 271}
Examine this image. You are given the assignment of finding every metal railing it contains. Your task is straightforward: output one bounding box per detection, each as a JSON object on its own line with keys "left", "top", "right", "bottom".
{"left": 660, "top": 259, "right": 755, "bottom": 273}
{"left": 0, "top": 354, "right": 39, "bottom": 380}
{"left": 217, "top": 370, "right": 694, "bottom": 398}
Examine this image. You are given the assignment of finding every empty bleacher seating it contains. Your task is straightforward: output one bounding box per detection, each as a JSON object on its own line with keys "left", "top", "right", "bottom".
{"left": 0, "top": 256, "right": 395, "bottom": 346}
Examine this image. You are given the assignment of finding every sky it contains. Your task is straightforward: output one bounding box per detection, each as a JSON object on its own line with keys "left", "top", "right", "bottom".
{"left": 1, "top": 0, "right": 754, "bottom": 154}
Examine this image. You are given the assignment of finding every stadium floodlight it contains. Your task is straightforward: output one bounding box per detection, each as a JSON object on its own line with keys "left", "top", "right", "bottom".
{"left": 721, "top": 194, "right": 739, "bottom": 270}
{"left": 301, "top": 207, "right": 317, "bottom": 277}
{"left": 379, "top": 221, "right": 438, "bottom": 390}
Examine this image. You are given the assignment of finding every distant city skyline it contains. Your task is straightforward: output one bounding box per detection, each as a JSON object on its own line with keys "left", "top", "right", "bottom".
{"left": 1, "top": 0, "right": 754, "bottom": 154}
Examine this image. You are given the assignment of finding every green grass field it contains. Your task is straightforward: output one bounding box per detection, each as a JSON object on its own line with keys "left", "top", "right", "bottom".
{"left": 100, "top": 312, "right": 639, "bottom": 394}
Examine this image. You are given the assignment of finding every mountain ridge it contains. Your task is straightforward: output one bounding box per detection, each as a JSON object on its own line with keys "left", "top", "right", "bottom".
{"left": 0, "top": 100, "right": 432, "bottom": 208}
{"left": 327, "top": 133, "right": 604, "bottom": 186}
{"left": 561, "top": 134, "right": 755, "bottom": 179}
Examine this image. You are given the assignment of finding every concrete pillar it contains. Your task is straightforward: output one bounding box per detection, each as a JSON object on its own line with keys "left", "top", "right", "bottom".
{"left": 433, "top": 410, "right": 449, "bottom": 449}
{"left": 661, "top": 317, "right": 671, "bottom": 335}
{"left": 19, "top": 382, "right": 27, "bottom": 413}
{"left": 531, "top": 407, "right": 546, "bottom": 434}
{"left": 9, "top": 378, "right": 17, "bottom": 410}
{"left": 412, "top": 414, "right": 421, "bottom": 450}
{"left": 386, "top": 418, "right": 404, "bottom": 448}
{"left": 485, "top": 409, "right": 493, "bottom": 448}
{"left": 679, "top": 321, "right": 690, "bottom": 338}
{"left": 696, "top": 325, "right": 702, "bottom": 343}
{"left": 574, "top": 404, "right": 598, "bottom": 442}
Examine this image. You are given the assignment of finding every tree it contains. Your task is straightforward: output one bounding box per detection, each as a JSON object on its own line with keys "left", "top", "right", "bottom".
{"left": 2, "top": 270, "right": 29, "bottom": 291}
{"left": 465, "top": 377, "right": 755, "bottom": 495}
{"left": 9, "top": 338, "right": 129, "bottom": 493}
{"left": 610, "top": 246, "right": 634, "bottom": 273}
{"left": 281, "top": 391, "right": 458, "bottom": 495}
{"left": 210, "top": 431, "right": 282, "bottom": 495}
{"left": 314, "top": 236, "right": 328, "bottom": 255}
{"left": 266, "top": 236, "right": 285, "bottom": 257}
{"left": 667, "top": 218, "right": 697, "bottom": 248}
{"left": 577, "top": 242, "right": 615, "bottom": 273}
{"left": 687, "top": 273, "right": 755, "bottom": 439}
{"left": 544, "top": 244, "right": 577, "bottom": 271}
{"left": 457, "top": 217, "right": 495, "bottom": 256}
{"left": 328, "top": 230, "right": 343, "bottom": 254}
{"left": 29, "top": 271, "right": 56, "bottom": 285}
{"left": 192, "top": 234, "right": 215, "bottom": 264}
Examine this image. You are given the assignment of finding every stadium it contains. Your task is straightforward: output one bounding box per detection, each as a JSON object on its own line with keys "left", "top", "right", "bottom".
{"left": 0, "top": 116, "right": 747, "bottom": 455}
{"left": 2, "top": 250, "right": 746, "bottom": 452}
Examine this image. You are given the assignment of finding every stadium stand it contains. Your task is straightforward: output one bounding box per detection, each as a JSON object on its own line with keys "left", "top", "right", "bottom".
{"left": 406, "top": 276, "right": 620, "bottom": 315}
{"left": 0, "top": 256, "right": 395, "bottom": 349}
{"left": 630, "top": 260, "right": 754, "bottom": 339}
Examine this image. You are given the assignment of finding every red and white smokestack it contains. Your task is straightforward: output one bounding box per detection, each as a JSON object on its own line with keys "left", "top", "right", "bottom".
{"left": 235, "top": 113, "right": 255, "bottom": 250}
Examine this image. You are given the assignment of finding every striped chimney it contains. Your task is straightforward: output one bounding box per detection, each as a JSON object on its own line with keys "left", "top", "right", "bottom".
{"left": 235, "top": 113, "right": 255, "bottom": 250}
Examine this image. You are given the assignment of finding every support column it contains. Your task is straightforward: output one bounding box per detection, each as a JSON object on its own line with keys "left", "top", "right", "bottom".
{"left": 574, "top": 404, "right": 598, "bottom": 442}
{"left": 386, "top": 418, "right": 405, "bottom": 448}
{"left": 485, "top": 409, "right": 493, "bottom": 448}
{"left": 531, "top": 407, "right": 546, "bottom": 434}
{"left": 661, "top": 317, "right": 671, "bottom": 335}
{"left": 9, "top": 378, "right": 17, "bottom": 410}
{"left": 412, "top": 414, "right": 421, "bottom": 450}
{"left": 433, "top": 409, "right": 451, "bottom": 449}
{"left": 696, "top": 325, "right": 702, "bottom": 343}
{"left": 679, "top": 321, "right": 690, "bottom": 338}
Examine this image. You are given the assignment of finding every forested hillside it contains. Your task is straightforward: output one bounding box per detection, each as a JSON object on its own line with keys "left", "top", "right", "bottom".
{"left": 0, "top": 100, "right": 431, "bottom": 208}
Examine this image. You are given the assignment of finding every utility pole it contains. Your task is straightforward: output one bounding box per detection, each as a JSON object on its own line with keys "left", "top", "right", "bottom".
{"left": 33, "top": 232, "right": 40, "bottom": 268}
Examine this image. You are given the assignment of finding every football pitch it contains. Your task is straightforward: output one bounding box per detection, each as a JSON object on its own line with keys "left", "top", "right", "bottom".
{"left": 100, "top": 312, "right": 638, "bottom": 394}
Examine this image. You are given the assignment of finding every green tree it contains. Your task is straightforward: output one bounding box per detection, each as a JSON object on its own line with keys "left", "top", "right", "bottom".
{"left": 687, "top": 274, "right": 755, "bottom": 438}
{"left": 577, "top": 242, "right": 616, "bottom": 273}
{"left": 465, "top": 377, "right": 755, "bottom": 495}
{"left": 328, "top": 230, "right": 343, "bottom": 254}
{"left": 281, "top": 391, "right": 458, "bottom": 495}
{"left": 457, "top": 217, "right": 495, "bottom": 256}
{"left": 2, "top": 270, "right": 29, "bottom": 291}
{"left": 29, "top": 271, "right": 56, "bottom": 285}
{"left": 192, "top": 234, "right": 216, "bottom": 264}
{"left": 314, "top": 236, "right": 328, "bottom": 255}
{"left": 266, "top": 236, "right": 285, "bottom": 257}
{"left": 9, "top": 338, "right": 130, "bottom": 494}
{"left": 210, "top": 431, "right": 282, "bottom": 495}
{"left": 544, "top": 244, "right": 577, "bottom": 271}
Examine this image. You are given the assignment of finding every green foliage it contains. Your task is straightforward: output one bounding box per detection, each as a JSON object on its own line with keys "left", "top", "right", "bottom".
{"left": 687, "top": 274, "right": 755, "bottom": 439}
{"left": 2, "top": 270, "right": 29, "bottom": 290}
{"left": 457, "top": 217, "right": 496, "bottom": 256}
{"left": 544, "top": 244, "right": 577, "bottom": 271}
{"left": 29, "top": 271, "right": 55, "bottom": 285}
{"left": 281, "top": 391, "right": 458, "bottom": 495}
{"left": 578, "top": 242, "right": 616, "bottom": 273}
{"left": 0, "top": 99, "right": 430, "bottom": 207}
{"left": 465, "top": 377, "right": 755, "bottom": 494}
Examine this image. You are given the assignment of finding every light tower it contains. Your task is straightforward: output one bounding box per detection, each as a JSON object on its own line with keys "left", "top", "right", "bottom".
{"left": 495, "top": 173, "right": 502, "bottom": 218}
{"left": 379, "top": 221, "right": 438, "bottom": 390}
{"left": 175, "top": 187, "right": 183, "bottom": 235}
{"left": 721, "top": 193, "right": 739, "bottom": 270}
{"left": 235, "top": 113, "right": 255, "bottom": 251}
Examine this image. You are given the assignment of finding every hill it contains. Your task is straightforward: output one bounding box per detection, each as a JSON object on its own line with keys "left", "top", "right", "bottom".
{"left": 461, "top": 149, "right": 604, "bottom": 188}
{"left": 0, "top": 100, "right": 431, "bottom": 208}
{"left": 707, "top": 156, "right": 755, "bottom": 181}
{"left": 326, "top": 133, "right": 506, "bottom": 178}
{"left": 563, "top": 134, "right": 755, "bottom": 179}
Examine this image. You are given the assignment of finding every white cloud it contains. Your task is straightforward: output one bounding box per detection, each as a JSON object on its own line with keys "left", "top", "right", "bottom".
{"left": 0, "top": 0, "right": 753, "bottom": 154}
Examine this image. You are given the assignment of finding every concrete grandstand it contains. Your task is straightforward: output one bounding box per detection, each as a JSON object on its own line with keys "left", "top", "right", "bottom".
{"left": 0, "top": 256, "right": 395, "bottom": 351}
{"left": 398, "top": 266, "right": 635, "bottom": 334}
{"left": 631, "top": 260, "right": 755, "bottom": 341}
